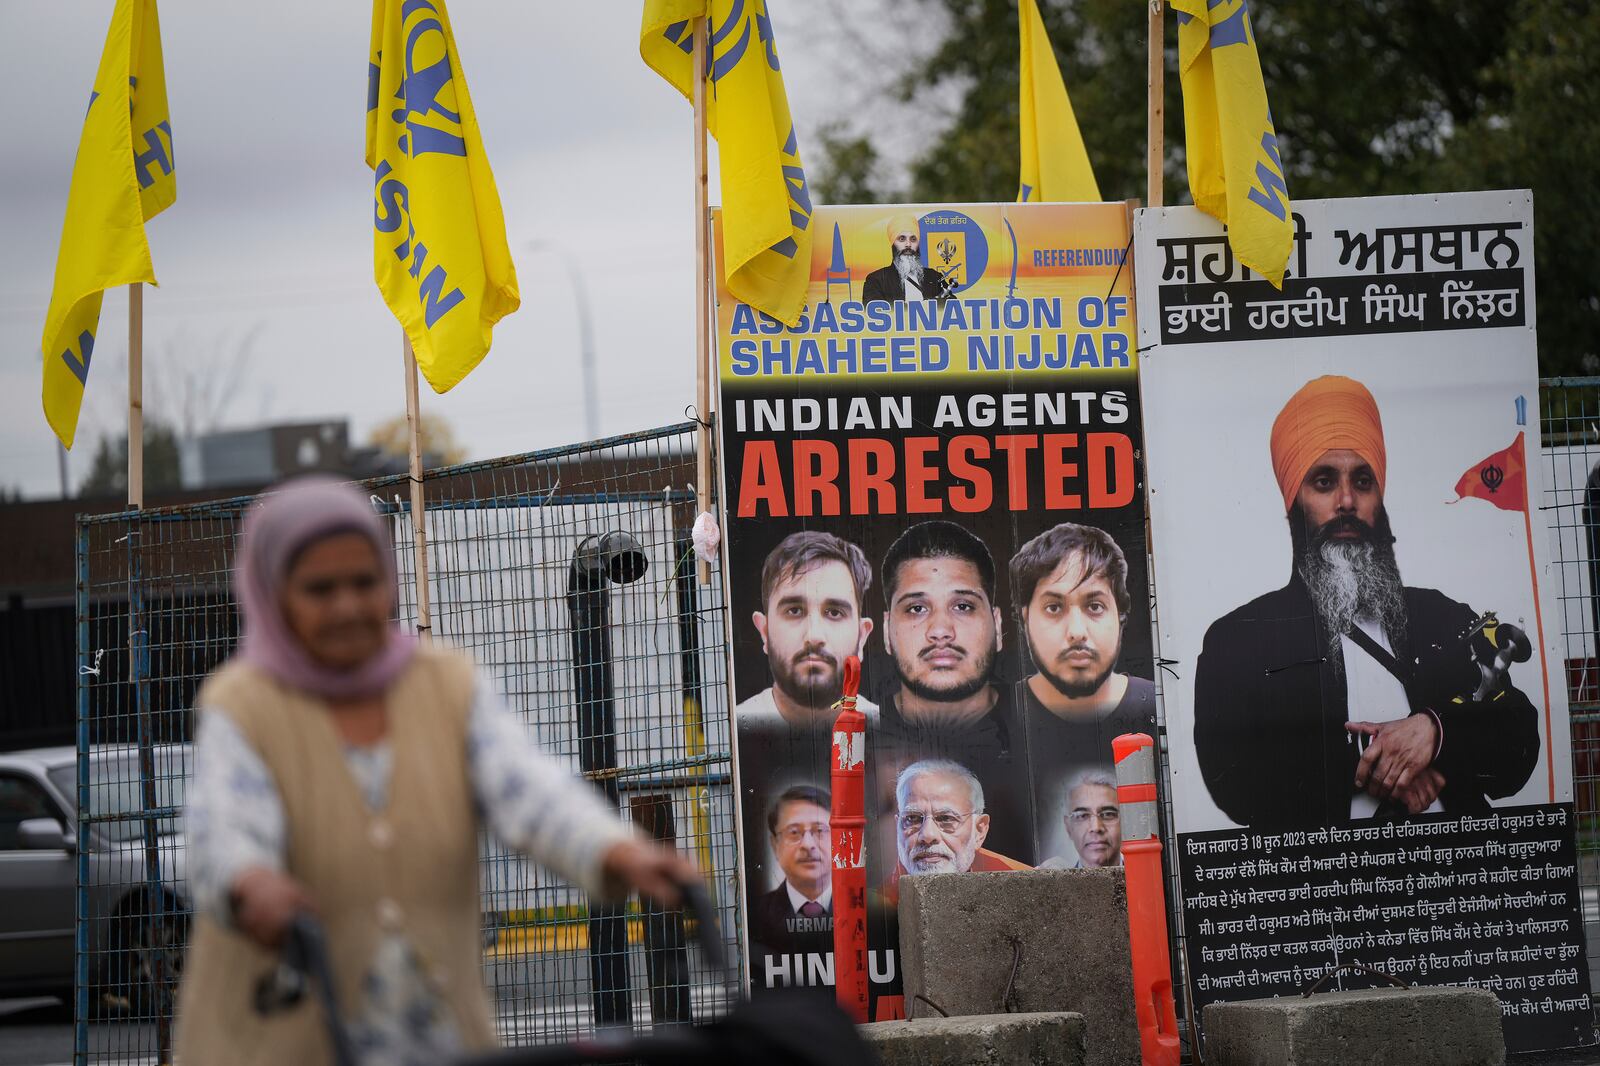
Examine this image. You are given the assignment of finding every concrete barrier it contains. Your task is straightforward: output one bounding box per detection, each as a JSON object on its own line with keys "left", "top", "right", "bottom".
{"left": 860, "top": 1011, "right": 1087, "bottom": 1066}
{"left": 1202, "top": 986, "right": 1506, "bottom": 1066}
{"left": 898, "top": 868, "right": 1141, "bottom": 1066}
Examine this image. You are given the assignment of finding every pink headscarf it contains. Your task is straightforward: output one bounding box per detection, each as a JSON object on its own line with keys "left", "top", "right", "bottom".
{"left": 232, "top": 476, "right": 416, "bottom": 700}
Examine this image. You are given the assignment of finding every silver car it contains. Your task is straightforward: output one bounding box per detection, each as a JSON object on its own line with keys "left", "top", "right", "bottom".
{"left": 0, "top": 744, "right": 189, "bottom": 1011}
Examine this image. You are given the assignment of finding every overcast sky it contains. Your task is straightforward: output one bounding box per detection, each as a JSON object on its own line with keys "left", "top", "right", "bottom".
{"left": 0, "top": 1, "right": 947, "bottom": 498}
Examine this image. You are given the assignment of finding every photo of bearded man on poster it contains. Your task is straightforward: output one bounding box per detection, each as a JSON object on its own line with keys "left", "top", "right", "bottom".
{"left": 880, "top": 758, "right": 1030, "bottom": 906}
{"left": 861, "top": 214, "right": 952, "bottom": 304}
{"left": 1193, "top": 375, "right": 1540, "bottom": 827}
{"left": 738, "top": 530, "right": 879, "bottom": 728}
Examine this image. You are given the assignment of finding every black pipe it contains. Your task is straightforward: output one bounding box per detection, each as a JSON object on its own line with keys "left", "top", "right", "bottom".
{"left": 633, "top": 793, "right": 691, "bottom": 1025}
{"left": 567, "top": 532, "right": 647, "bottom": 1029}
{"left": 625, "top": 535, "right": 709, "bottom": 1027}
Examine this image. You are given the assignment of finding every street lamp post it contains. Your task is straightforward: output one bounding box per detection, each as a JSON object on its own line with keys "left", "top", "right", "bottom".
{"left": 526, "top": 240, "right": 600, "bottom": 441}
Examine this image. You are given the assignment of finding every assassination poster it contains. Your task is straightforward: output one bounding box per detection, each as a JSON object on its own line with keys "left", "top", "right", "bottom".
{"left": 715, "top": 202, "right": 1152, "bottom": 1016}
{"left": 1136, "top": 190, "right": 1593, "bottom": 1053}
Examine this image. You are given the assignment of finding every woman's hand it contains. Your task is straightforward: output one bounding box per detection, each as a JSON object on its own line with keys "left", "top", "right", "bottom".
{"left": 599, "top": 839, "right": 700, "bottom": 908}
{"left": 228, "top": 866, "right": 317, "bottom": 950}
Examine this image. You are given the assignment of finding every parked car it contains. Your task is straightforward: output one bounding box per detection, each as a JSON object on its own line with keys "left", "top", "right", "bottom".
{"left": 0, "top": 744, "right": 190, "bottom": 1013}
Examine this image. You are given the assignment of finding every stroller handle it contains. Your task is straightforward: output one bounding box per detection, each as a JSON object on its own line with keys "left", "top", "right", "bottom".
{"left": 253, "top": 913, "right": 359, "bottom": 1066}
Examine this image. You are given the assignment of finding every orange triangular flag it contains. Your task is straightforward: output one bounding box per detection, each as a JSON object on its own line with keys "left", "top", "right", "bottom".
{"left": 1453, "top": 432, "right": 1526, "bottom": 512}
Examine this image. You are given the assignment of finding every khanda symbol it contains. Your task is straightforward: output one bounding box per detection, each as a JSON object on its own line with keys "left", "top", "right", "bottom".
{"left": 1480, "top": 463, "right": 1505, "bottom": 494}
{"left": 936, "top": 238, "right": 958, "bottom": 268}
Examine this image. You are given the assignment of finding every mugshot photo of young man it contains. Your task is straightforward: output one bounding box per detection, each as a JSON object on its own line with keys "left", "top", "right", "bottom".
{"left": 737, "top": 530, "right": 878, "bottom": 728}
{"left": 873, "top": 520, "right": 1032, "bottom": 862}
{"left": 1009, "top": 521, "right": 1155, "bottom": 857}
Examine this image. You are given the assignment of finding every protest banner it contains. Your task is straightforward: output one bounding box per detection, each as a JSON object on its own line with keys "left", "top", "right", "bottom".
{"left": 1136, "top": 190, "right": 1594, "bottom": 1053}
{"left": 715, "top": 202, "right": 1149, "bottom": 1016}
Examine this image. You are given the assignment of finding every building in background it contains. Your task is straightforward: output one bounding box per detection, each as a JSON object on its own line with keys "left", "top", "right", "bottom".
{"left": 1, "top": 418, "right": 439, "bottom": 749}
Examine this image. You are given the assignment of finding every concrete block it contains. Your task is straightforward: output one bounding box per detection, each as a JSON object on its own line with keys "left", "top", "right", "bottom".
{"left": 1202, "top": 986, "right": 1506, "bottom": 1066}
{"left": 860, "top": 1011, "right": 1087, "bottom": 1066}
{"left": 898, "top": 868, "right": 1140, "bottom": 1066}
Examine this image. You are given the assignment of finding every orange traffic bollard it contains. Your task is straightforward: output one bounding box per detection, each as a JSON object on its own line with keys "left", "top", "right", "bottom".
{"left": 831, "top": 655, "right": 869, "bottom": 1022}
{"left": 1113, "top": 732, "right": 1180, "bottom": 1066}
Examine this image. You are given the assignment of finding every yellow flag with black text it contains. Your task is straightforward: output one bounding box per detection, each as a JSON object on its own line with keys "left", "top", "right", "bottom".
{"left": 1173, "top": 0, "right": 1292, "bottom": 287}
{"left": 1017, "top": 0, "right": 1100, "bottom": 203}
{"left": 40, "top": 0, "right": 175, "bottom": 449}
{"left": 367, "top": 0, "right": 518, "bottom": 393}
{"left": 640, "top": 1, "right": 813, "bottom": 326}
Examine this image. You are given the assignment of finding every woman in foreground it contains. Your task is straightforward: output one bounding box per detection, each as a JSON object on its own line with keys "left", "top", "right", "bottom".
{"left": 175, "top": 476, "right": 694, "bottom": 1066}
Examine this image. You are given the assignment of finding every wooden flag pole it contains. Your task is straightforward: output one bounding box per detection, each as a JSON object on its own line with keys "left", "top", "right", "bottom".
{"left": 692, "top": 18, "right": 713, "bottom": 585}
{"left": 1147, "top": 0, "right": 1165, "bottom": 208}
{"left": 403, "top": 335, "right": 434, "bottom": 634}
{"left": 128, "top": 282, "right": 144, "bottom": 509}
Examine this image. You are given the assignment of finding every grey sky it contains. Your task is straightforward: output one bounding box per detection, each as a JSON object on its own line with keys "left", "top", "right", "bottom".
{"left": 0, "top": 1, "right": 948, "bottom": 498}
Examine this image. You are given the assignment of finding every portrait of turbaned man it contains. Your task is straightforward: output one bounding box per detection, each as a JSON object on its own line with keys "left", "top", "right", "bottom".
{"left": 861, "top": 213, "right": 952, "bottom": 304}
{"left": 1192, "top": 374, "right": 1540, "bottom": 827}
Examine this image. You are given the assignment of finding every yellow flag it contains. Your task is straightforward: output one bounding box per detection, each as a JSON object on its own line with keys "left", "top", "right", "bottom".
{"left": 1017, "top": 0, "right": 1100, "bottom": 203}
{"left": 40, "top": 0, "right": 175, "bottom": 449}
{"left": 367, "top": 0, "right": 519, "bottom": 393}
{"left": 1173, "top": 0, "right": 1292, "bottom": 287}
{"left": 641, "top": 1, "right": 813, "bottom": 326}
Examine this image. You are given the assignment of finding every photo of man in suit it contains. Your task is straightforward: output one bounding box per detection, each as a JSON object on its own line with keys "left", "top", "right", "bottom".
{"left": 862, "top": 214, "right": 950, "bottom": 303}
{"left": 753, "top": 785, "right": 833, "bottom": 947}
{"left": 1193, "top": 375, "right": 1540, "bottom": 826}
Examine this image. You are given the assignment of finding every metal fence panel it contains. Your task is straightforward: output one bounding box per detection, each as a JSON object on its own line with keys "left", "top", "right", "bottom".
{"left": 1539, "top": 380, "right": 1600, "bottom": 997}
{"left": 73, "top": 422, "right": 737, "bottom": 1064}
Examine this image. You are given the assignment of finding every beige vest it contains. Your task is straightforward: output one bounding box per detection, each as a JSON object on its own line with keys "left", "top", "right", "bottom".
{"left": 174, "top": 646, "right": 497, "bottom": 1065}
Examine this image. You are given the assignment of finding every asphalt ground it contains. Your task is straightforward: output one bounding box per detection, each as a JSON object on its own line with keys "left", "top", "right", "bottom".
{"left": 7, "top": 992, "right": 1600, "bottom": 1066}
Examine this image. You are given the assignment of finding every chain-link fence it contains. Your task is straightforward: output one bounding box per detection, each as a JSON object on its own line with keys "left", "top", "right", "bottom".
{"left": 73, "top": 421, "right": 737, "bottom": 1064}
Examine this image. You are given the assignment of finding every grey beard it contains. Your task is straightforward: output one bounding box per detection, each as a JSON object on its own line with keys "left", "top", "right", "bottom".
{"left": 893, "top": 252, "right": 923, "bottom": 286}
{"left": 1298, "top": 539, "right": 1408, "bottom": 676}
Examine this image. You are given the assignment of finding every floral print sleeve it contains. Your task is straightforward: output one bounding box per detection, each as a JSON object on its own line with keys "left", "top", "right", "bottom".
{"left": 185, "top": 709, "right": 286, "bottom": 923}
{"left": 466, "top": 678, "right": 635, "bottom": 898}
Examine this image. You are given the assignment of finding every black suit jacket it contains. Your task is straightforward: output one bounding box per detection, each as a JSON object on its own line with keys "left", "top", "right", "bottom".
{"left": 1193, "top": 575, "right": 1540, "bottom": 827}
{"left": 862, "top": 263, "right": 949, "bottom": 303}
{"left": 753, "top": 884, "right": 831, "bottom": 947}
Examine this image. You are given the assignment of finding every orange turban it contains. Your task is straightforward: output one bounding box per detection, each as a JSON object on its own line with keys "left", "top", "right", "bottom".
{"left": 1269, "top": 375, "right": 1387, "bottom": 514}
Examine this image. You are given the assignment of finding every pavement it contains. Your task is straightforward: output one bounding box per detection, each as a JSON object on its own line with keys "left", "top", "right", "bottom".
{"left": 5, "top": 990, "right": 1599, "bottom": 1066}
{"left": 0, "top": 979, "right": 739, "bottom": 1066}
